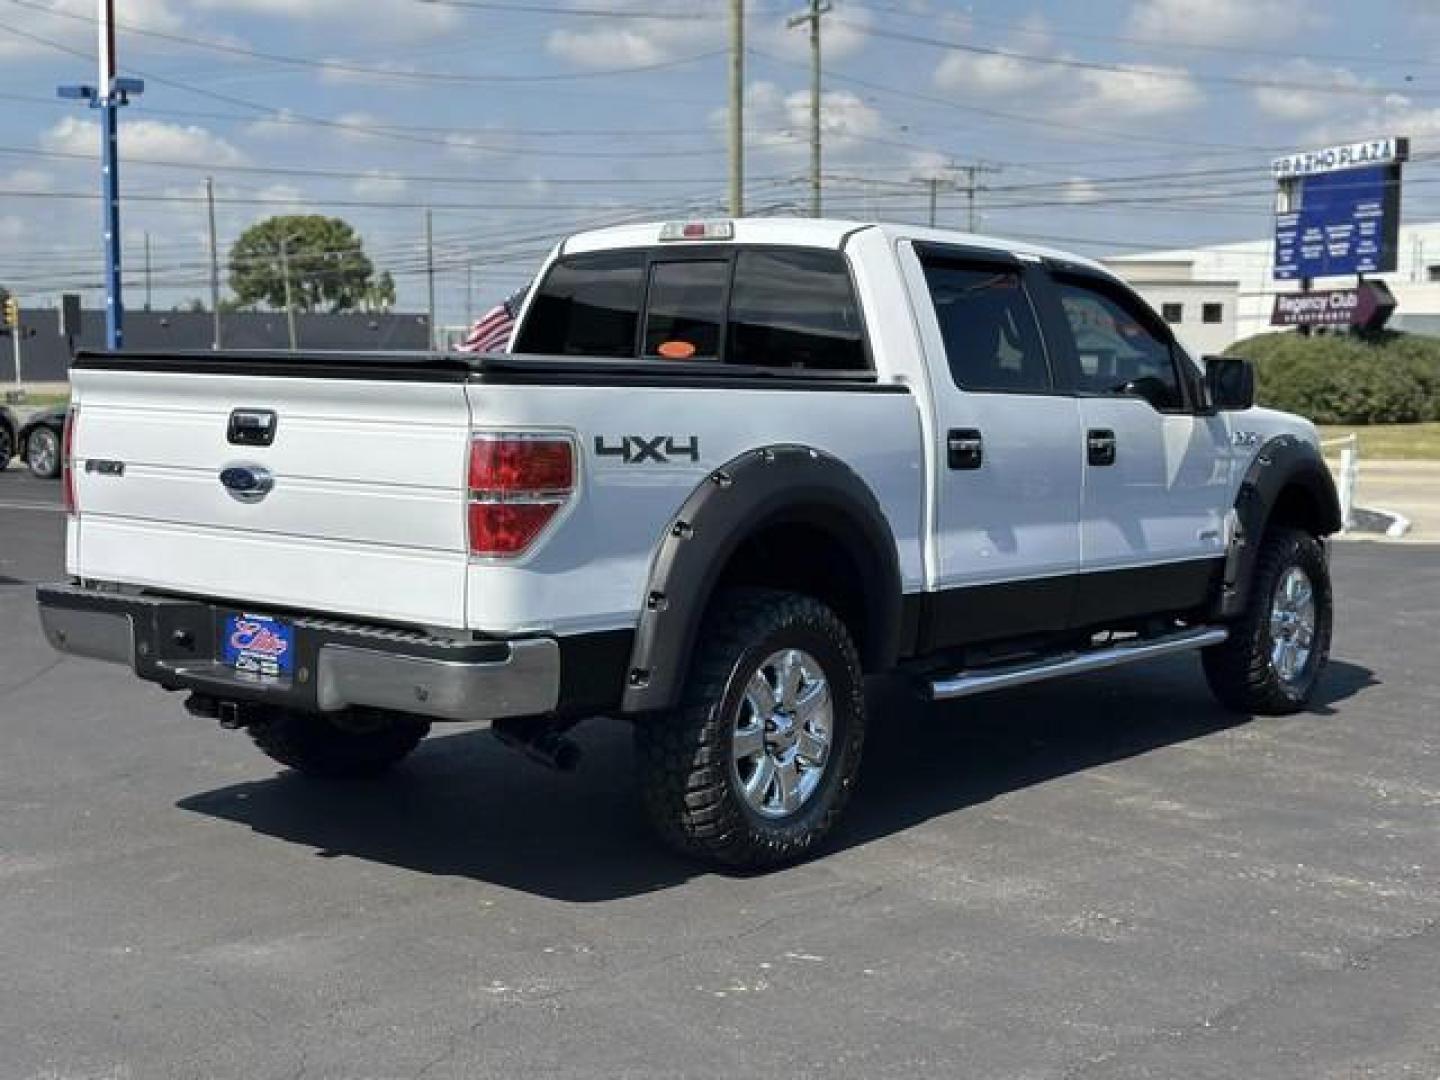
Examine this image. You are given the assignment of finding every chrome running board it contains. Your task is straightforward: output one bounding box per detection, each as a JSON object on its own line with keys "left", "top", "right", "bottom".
{"left": 928, "top": 627, "right": 1229, "bottom": 702}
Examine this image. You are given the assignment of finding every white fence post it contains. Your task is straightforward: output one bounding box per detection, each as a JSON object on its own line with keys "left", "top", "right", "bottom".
{"left": 1321, "top": 434, "right": 1359, "bottom": 533}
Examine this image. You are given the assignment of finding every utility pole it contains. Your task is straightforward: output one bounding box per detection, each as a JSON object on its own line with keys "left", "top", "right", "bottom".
{"left": 788, "top": 0, "right": 830, "bottom": 218}
{"left": 928, "top": 176, "right": 939, "bottom": 228}
{"left": 278, "top": 235, "right": 298, "bottom": 353}
{"left": 728, "top": 0, "right": 744, "bottom": 217}
{"left": 425, "top": 209, "right": 437, "bottom": 351}
{"left": 206, "top": 176, "right": 222, "bottom": 349}
{"left": 465, "top": 262, "right": 474, "bottom": 326}
{"left": 959, "top": 163, "right": 1002, "bottom": 233}
{"left": 58, "top": 0, "right": 144, "bottom": 350}
{"left": 143, "top": 232, "right": 152, "bottom": 311}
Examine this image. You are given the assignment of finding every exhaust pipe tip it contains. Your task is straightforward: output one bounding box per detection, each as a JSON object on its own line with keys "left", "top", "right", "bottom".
{"left": 184, "top": 693, "right": 220, "bottom": 720}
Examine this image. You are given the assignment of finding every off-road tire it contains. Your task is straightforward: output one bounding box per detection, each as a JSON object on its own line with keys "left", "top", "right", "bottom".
{"left": 635, "top": 588, "right": 867, "bottom": 870}
{"left": 248, "top": 708, "right": 430, "bottom": 778}
{"left": 0, "top": 423, "right": 13, "bottom": 471}
{"left": 25, "top": 427, "right": 61, "bottom": 479}
{"left": 1203, "top": 527, "right": 1332, "bottom": 715}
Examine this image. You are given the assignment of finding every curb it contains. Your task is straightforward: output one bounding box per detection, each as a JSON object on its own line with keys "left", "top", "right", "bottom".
{"left": 1348, "top": 506, "right": 1412, "bottom": 539}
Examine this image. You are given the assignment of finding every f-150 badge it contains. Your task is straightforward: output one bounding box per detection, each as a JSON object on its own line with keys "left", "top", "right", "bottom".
{"left": 595, "top": 435, "right": 701, "bottom": 465}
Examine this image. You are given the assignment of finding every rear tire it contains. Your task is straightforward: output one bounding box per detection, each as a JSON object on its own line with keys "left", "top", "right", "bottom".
{"left": 635, "top": 588, "right": 867, "bottom": 870}
{"left": 248, "top": 708, "right": 430, "bottom": 778}
{"left": 0, "top": 424, "right": 13, "bottom": 471}
{"left": 1203, "top": 527, "right": 1332, "bottom": 715}
{"left": 25, "top": 427, "right": 61, "bottom": 479}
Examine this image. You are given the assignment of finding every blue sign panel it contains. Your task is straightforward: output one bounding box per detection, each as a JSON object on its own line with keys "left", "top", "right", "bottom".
{"left": 1274, "top": 164, "right": 1400, "bottom": 281}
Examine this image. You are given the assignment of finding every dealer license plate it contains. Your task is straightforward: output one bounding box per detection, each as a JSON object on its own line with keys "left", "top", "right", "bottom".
{"left": 221, "top": 613, "right": 295, "bottom": 682}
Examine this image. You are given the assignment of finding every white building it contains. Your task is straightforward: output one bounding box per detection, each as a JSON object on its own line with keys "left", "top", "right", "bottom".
{"left": 1102, "top": 220, "right": 1440, "bottom": 347}
{"left": 1099, "top": 257, "right": 1239, "bottom": 357}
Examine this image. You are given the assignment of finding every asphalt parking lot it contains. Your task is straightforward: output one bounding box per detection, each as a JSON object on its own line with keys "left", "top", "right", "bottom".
{"left": 2, "top": 467, "right": 1437, "bottom": 1079}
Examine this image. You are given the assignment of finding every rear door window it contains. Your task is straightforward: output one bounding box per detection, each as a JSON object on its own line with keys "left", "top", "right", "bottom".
{"left": 728, "top": 249, "right": 867, "bottom": 370}
{"left": 919, "top": 257, "right": 1052, "bottom": 393}
{"left": 512, "top": 251, "right": 644, "bottom": 357}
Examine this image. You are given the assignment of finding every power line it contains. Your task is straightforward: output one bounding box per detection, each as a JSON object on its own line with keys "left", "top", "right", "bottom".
{"left": 862, "top": 0, "right": 1440, "bottom": 69}
{"left": 3, "top": 0, "right": 725, "bottom": 84}
{"left": 836, "top": 19, "right": 1432, "bottom": 100}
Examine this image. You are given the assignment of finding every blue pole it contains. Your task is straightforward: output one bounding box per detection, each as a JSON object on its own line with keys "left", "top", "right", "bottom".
{"left": 100, "top": 88, "right": 123, "bottom": 350}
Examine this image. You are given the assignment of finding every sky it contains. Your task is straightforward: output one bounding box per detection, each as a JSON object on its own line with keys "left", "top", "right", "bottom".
{"left": 1, "top": 0, "right": 1439, "bottom": 326}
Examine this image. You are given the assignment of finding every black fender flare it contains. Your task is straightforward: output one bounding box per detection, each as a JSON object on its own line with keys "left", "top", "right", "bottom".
{"left": 1217, "top": 435, "right": 1341, "bottom": 618}
{"left": 621, "top": 444, "right": 903, "bottom": 714}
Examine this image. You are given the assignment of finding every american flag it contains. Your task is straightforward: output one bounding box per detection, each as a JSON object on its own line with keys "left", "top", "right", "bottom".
{"left": 456, "top": 287, "right": 528, "bottom": 354}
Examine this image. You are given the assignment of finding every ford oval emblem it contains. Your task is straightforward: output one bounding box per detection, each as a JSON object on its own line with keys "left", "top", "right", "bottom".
{"left": 220, "top": 464, "right": 275, "bottom": 504}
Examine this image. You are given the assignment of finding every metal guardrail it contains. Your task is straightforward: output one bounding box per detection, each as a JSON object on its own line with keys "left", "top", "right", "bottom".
{"left": 1321, "top": 433, "right": 1359, "bottom": 533}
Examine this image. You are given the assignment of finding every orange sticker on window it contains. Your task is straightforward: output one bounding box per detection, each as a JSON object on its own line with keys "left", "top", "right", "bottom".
{"left": 657, "top": 340, "right": 697, "bottom": 360}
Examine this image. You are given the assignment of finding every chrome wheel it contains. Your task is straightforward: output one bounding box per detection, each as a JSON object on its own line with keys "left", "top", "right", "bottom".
{"left": 27, "top": 428, "right": 59, "bottom": 478}
{"left": 732, "top": 648, "right": 833, "bottom": 818}
{"left": 1269, "top": 566, "right": 1316, "bottom": 685}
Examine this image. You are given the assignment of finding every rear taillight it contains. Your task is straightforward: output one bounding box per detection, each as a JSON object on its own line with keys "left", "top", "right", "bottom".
{"left": 62, "top": 404, "right": 78, "bottom": 516}
{"left": 466, "top": 434, "right": 576, "bottom": 557}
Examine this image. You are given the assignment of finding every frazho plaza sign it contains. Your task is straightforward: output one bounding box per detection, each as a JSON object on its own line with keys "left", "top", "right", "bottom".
{"left": 1272, "top": 138, "right": 1407, "bottom": 179}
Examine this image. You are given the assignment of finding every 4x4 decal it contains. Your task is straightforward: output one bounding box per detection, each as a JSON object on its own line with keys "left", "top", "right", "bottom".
{"left": 595, "top": 435, "right": 701, "bottom": 465}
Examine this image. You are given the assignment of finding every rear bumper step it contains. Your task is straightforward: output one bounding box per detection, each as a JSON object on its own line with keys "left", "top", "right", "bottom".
{"left": 36, "top": 583, "right": 559, "bottom": 724}
{"left": 929, "top": 626, "right": 1228, "bottom": 702}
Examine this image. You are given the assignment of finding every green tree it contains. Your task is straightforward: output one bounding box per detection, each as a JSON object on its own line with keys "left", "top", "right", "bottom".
{"left": 362, "top": 271, "right": 397, "bottom": 313}
{"left": 228, "top": 215, "right": 375, "bottom": 314}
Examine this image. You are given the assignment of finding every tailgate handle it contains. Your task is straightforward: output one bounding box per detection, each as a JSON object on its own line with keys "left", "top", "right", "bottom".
{"left": 228, "top": 409, "right": 277, "bottom": 447}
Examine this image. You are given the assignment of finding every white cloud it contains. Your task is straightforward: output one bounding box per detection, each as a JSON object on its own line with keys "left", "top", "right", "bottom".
{"left": 42, "top": 117, "right": 245, "bottom": 166}
{"left": 1129, "top": 0, "right": 1311, "bottom": 46}
{"left": 351, "top": 170, "right": 408, "bottom": 199}
{"left": 765, "top": 5, "right": 872, "bottom": 65}
{"left": 193, "top": 0, "right": 460, "bottom": 39}
{"left": 1302, "top": 92, "right": 1440, "bottom": 147}
{"left": 546, "top": 2, "right": 869, "bottom": 71}
{"left": 1251, "top": 60, "right": 1372, "bottom": 121}
{"left": 0, "top": 215, "right": 26, "bottom": 243}
{"left": 1058, "top": 177, "right": 1103, "bottom": 204}
{"left": 0, "top": 0, "right": 187, "bottom": 58}
{"left": 933, "top": 14, "right": 1060, "bottom": 96}
{"left": 729, "top": 81, "right": 882, "bottom": 158}
{"left": 1071, "top": 65, "right": 1204, "bottom": 119}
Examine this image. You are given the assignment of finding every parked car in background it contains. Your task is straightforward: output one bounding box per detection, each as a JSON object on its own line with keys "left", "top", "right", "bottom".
{"left": 18, "top": 406, "right": 65, "bottom": 479}
{"left": 0, "top": 405, "right": 16, "bottom": 470}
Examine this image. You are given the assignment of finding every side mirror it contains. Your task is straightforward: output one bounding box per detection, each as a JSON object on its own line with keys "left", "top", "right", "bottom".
{"left": 1205, "top": 355, "right": 1254, "bottom": 412}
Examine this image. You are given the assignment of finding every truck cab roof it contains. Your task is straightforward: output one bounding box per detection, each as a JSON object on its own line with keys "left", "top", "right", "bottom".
{"left": 560, "top": 217, "right": 1116, "bottom": 280}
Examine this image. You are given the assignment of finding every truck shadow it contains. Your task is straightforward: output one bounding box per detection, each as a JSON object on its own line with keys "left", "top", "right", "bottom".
{"left": 177, "top": 656, "right": 1378, "bottom": 903}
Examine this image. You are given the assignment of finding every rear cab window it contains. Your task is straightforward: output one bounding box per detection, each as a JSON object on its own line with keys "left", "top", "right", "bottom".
{"left": 514, "top": 245, "right": 869, "bottom": 373}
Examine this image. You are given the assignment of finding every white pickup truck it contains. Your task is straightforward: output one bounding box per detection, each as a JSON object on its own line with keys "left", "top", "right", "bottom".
{"left": 38, "top": 218, "right": 1340, "bottom": 868}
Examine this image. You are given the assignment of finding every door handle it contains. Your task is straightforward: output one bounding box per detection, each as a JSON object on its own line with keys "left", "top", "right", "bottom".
{"left": 948, "top": 428, "right": 983, "bottom": 470}
{"left": 1087, "top": 429, "right": 1117, "bottom": 467}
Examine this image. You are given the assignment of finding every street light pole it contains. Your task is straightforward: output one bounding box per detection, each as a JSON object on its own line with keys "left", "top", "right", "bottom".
{"left": 58, "top": 0, "right": 143, "bottom": 351}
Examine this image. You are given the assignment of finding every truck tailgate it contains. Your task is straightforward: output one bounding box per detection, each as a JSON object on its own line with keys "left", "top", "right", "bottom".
{"left": 69, "top": 363, "right": 473, "bottom": 628}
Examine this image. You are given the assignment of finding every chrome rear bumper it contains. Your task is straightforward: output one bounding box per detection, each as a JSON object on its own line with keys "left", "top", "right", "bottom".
{"left": 36, "top": 583, "right": 559, "bottom": 724}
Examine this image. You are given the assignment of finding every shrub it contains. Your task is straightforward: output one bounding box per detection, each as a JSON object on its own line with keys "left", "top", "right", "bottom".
{"left": 1225, "top": 330, "right": 1440, "bottom": 425}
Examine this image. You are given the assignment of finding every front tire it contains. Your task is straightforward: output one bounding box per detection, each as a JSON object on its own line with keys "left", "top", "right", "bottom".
{"left": 25, "top": 426, "right": 61, "bottom": 479}
{"left": 0, "top": 424, "right": 13, "bottom": 471}
{"left": 248, "top": 708, "right": 430, "bottom": 778}
{"left": 1203, "top": 527, "right": 1332, "bottom": 715}
{"left": 635, "top": 588, "right": 867, "bottom": 870}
